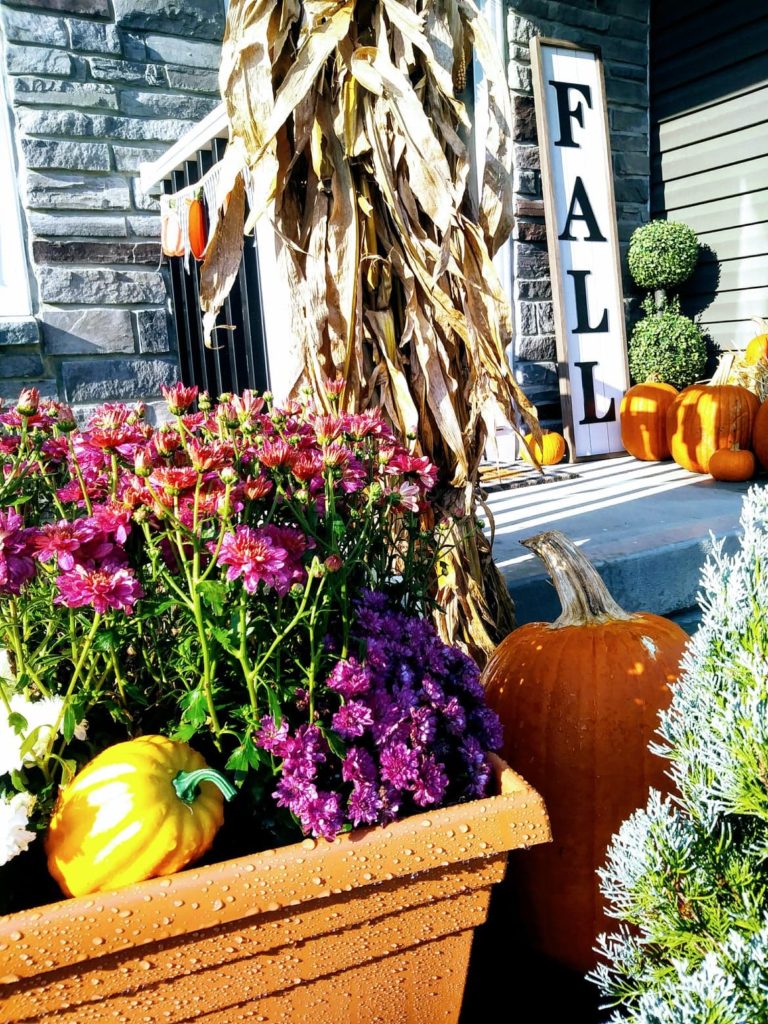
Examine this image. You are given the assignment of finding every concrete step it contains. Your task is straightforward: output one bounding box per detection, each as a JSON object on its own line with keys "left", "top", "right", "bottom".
{"left": 484, "top": 455, "right": 759, "bottom": 627}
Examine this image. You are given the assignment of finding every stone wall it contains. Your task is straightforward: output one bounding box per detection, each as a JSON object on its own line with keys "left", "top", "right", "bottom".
{"left": 507, "top": 0, "right": 650, "bottom": 428}
{"left": 0, "top": 0, "right": 224, "bottom": 416}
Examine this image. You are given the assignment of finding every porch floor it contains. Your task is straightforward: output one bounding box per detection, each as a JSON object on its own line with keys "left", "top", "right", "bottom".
{"left": 485, "top": 455, "right": 758, "bottom": 628}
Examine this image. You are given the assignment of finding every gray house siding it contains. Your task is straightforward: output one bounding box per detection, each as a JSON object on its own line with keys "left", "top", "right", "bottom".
{"left": 0, "top": 0, "right": 224, "bottom": 416}
{"left": 651, "top": 0, "right": 768, "bottom": 351}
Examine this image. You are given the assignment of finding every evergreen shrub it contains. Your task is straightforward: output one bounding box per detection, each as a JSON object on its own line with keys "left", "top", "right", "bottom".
{"left": 594, "top": 487, "right": 768, "bottom": 1024}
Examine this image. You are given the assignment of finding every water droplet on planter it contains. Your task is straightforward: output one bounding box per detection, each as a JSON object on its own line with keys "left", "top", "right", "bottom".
{"left": 212, "top": 899, "right": 225, "bottom": 912}
{"left": 9, "top": 931, "right": 23, "bottom": 941}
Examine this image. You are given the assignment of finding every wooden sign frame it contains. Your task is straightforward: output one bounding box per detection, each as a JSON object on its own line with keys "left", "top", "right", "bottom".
{"left": 530, "top": 37, "right": 629, "bottom": 460}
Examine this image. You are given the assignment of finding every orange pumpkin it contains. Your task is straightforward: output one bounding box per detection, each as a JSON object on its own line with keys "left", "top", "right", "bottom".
{"left": 520, "top": 430, "right": 566, "bottom": 466}
{"left": 160, "top": 207, "right": 184, "bottom": 258}
{"left": 744, "top": 333, "right": 768, "bottom": 366}
{"left": 188, "top": 195, "right": 209, "bottom": 260}
{"left": 752, "top": 400, "right": 768, "bottom": 470}
{"left": 482, "top": 530, "right": 688, "bottom": 973}
{"left": 666, "top": 384, "right": 759, "bottom": 474}
{"left": 620, "top": 382, "right": 678, "bottom": 461}
{"left": 708, "top": 446, "right": 755, "bottom": 482}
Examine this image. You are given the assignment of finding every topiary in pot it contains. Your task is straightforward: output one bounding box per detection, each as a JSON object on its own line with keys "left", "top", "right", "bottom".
{"left": 593, "top": 486, "right": 768, "bottom": 1024}
{"left": 627, "top": 220, "right": 700, "bottom": 292}
{"left": 628, "top": 296, "right": 708, "bottom": 390}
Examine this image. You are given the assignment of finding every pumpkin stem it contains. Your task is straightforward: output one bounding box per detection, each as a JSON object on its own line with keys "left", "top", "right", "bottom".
{"left": 521, "top": 531, "right": 635, "bottom": 627}
{"left": 173, "top": 768, "right": 237, "bottom": 805}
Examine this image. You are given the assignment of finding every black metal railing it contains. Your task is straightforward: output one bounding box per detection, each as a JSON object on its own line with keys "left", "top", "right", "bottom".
{"left": 164, "top": 137, "right": 271, "bottom": 397}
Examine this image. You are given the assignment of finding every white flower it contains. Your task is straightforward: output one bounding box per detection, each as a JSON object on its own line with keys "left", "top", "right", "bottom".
{"left": 0, "top": 648, "right": 14, "bottom": 682}
{"left": 0, "top": 694, "right": 64, "bottom": 775}
{"left": 0, "top": 790, "right": 36, "bottom": 866}
{"left": 0, "top": 693, "right": 89, "bottom": 777}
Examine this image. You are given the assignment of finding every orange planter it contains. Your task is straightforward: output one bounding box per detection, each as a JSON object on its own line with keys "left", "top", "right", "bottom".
{"left": 0, "top": 761, "right": 549, "bottom": 1024}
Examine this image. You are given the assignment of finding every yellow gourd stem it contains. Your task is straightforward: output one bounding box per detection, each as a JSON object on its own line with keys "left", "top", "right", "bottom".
{"left": 172, "top": 767, "right": 237, "bottom": 805}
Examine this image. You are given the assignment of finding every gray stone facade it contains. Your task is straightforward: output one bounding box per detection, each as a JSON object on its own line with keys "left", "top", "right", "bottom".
{"left": 0, "top": 0, "right": 224, "bottom": 414}
{"left": 507, "top": 0, "right": 650, "bottom": 428}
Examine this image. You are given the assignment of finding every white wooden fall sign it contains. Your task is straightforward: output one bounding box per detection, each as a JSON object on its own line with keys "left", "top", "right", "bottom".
{"left": 531, "top": 38, "right": 629, "bottom": 459}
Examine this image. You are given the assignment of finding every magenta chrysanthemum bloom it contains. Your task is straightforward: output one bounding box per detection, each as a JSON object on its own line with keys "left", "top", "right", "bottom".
{"left": 161, "top": 382, "right": 198, "bottom": 415}
{"left": 0, "top": 509, "right": 35, "bottom": 594}
{"left": 213, "top": 526, "right": 288, "bottom": 594}
{"left": 256, "top": 438, "right": 297, "bottom": 469}
{"left": 33, "top": 519, "right": 95, "bottom": 570}
{"left": 55, "top": 564, "right": 143, "bottom": 614}
{"left": 150, "top": 466, "right": 199, "bottom": 495}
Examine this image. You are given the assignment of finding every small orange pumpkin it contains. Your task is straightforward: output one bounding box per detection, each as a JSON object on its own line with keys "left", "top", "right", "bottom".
{"left": 620, "top": 382, "right": 678, "bottom": 461}
{"left": 520, "top": 430, "right": 566, "bottom": 466}
{"left": 160, "top": 207, "right": 184, "bottom": 258}
{"left": 188, "top": 195, "right": 209, "bottom": 260}
{"left": 482, "top": 530, "right": 688, "bottom": 973}
{"left": 744, "top": 333, "right": 768, "bottom": 366}
{"left": 708, "top": 445, "right": 755, "bottom": 482}
{"left": 666, "top": 383, "right": 759, "bottom": 474}
{"left": 752, "top": 400, "right": 768, "bottom": 470}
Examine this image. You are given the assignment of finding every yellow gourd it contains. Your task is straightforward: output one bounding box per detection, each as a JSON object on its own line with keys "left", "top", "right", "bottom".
{"left": 45, "top": 735, "right": 235, "bottom": 897}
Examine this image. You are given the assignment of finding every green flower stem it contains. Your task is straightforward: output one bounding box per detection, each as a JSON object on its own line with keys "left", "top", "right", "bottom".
{"left": 110, "top": 648, "right": 127, "bottom": 705}
{"left": 5, "top": 601, "right": 50, "bottom": 697}
{"left": 139, "top": 522, "right": 194, "bottom": 610}
{"left": 189, "top": 533, "right": 221, "bottom": 739}
{"left": 66, "top": 436, "right": 92, "bottom": 515}
{"left": 33, "top": 457, "right": 67, "bottom": 519}
{"left": 41, "top": 613, "right": 102, "bottom": 767}
{"left": 252, "top": 569, "right": 321, "bottom": 697}
{"left": 237, "top": 592, "right": 258, "bottom": 718}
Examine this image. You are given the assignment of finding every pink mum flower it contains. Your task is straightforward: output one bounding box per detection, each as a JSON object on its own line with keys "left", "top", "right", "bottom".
{"left": 212, "top": 526, "right": 289, "bottom": 594}
{"left": 150, "top": 466, "right": 199, "bottom": 495}
{"left": 0, "top": 509, "right": 35, "bottom": 594}
{"left": 33, "top": 519, "right": 95, "bottom": 570}
{"left": 55, "top": 564, "right": 143, "bottom": 614}
{"left": 161, "top": 382, "right": 198, "bottom": 415}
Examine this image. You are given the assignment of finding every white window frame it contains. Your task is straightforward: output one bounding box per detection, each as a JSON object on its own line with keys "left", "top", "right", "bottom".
{"left": 0, "top": 65, "right": 32, "bottom": 319}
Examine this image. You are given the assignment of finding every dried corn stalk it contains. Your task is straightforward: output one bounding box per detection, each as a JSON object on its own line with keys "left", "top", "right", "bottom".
{"left": 203, "top": 0, "right": 540, "bottom": 663}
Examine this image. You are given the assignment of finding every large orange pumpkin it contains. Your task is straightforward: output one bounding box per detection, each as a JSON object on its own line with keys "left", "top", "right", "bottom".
{"left": 620, "top": 382, "right": 678, "bottom": 461}
{"left": 482, "top": 530, "right": 688, "bottom": 973}
{"left": 666, "top": 383, "right": 759, "bottom": 474}
{"left": 752, "top": 400, "right": 768, "bottom": 471}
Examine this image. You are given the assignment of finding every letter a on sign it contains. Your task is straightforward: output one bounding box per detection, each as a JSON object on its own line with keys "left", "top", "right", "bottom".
{"left": 530, "top": 39, "right": 629, "bottom": 459}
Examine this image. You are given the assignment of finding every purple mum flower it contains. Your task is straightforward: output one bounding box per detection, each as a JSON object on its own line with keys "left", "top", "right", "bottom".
{"left": 0, "top": 509, "right": 35, "bottom": 594}
{"left": 327, "top": 657, "right": 371, "bottom": 698}
{"left": 413, "top": 755, "right": 449, "bottom": 807}
{"left": 348, "top": 782, "right": 383, "bottom": 826}
{"left": 379, "top": 741, "right": 420, "bottom": 789}
{"left": 255, "top": 715, "right": 290, "bottom": 756}
{"left": 342, "top": 746, "right": 378, "bottom": 786}
{"left": 332, "top": 700, "right": 374, "bottom": 740}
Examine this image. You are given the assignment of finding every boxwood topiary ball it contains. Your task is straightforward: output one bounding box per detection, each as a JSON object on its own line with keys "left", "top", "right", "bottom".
{"left": 628, "top": 299, "right": 708, "bottom": 390}
{"left": 627, "top": 220, "right": 700, "bottom": 290}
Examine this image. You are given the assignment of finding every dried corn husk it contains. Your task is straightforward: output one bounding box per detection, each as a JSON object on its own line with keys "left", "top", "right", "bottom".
{"left": 203, "top": 0, "right": 541, "bottom": 663}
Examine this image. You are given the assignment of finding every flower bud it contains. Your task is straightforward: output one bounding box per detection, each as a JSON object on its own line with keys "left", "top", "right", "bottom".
{"left": 134, "top": 449, "right": 152, "bottom": 478}
{"left": 55, "top": 405, "right": 77, "bottom": 432}
{"left": 219, "top": 466, "right": 238, "bottom": 486}
{"left": 325, "top": 554, "right": 343, "bottom": 573}
{"left": 16, "top": 387, "right": 40, "bottom": 417}
{"left": 198, "top": 391, "right": 212, "bottom": 412}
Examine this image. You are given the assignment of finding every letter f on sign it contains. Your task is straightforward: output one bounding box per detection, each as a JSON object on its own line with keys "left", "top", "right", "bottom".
{"left": 549, "top": 80, "right": 593, "bottom": 147}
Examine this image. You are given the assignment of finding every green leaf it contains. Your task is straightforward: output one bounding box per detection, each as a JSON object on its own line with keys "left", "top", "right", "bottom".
{"left": 180, "top": 686, "right": 208, "bottom": 729}
{"left": 264, "top": 686, "right": 282, "bottom": 723}
{"left": 62, "top": 704, "right": 76, "bottom": 744}
{"left": 93, "top": 629, "right": 119, "bottom": 653}
{"left": 322, "top": 726, "right": 347, "bottom": 761}
{"left": 19, "top": 725, "right": 44, "bottom": 760}
{"left": 7, "top": 712, "right": 28, "bottom": 736}
{"left": 197, "top": 580, "right": 228, "bottom": 617}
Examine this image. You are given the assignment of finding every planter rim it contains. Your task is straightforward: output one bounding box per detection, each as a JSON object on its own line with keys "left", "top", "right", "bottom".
{"left": 0, "top": 758, "right": 550, "bottom": 984}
